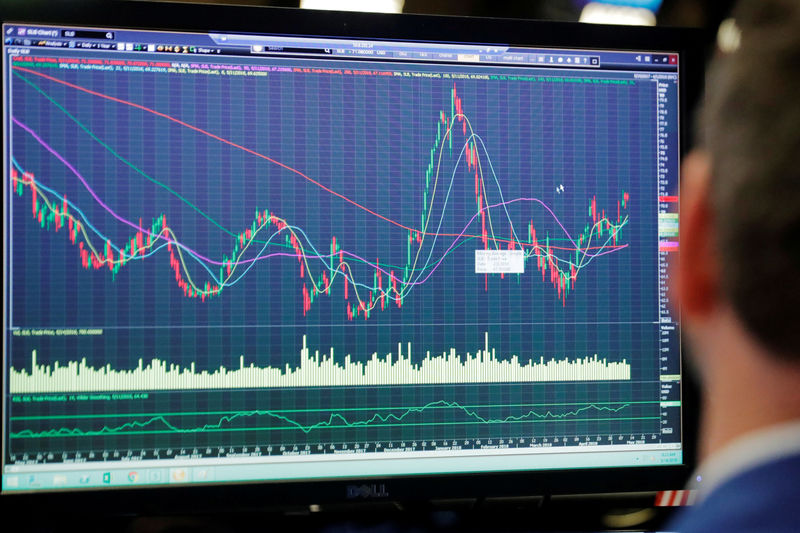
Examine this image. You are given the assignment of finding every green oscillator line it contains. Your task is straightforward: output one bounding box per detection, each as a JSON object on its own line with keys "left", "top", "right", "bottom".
{"left": 10, "top": 401, "right": 648, "bottom": 438}
{"left": 10, "top": 400, "right": 658, "bottom": 421}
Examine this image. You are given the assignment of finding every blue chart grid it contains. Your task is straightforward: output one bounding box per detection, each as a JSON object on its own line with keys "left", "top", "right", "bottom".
{"left": 6, "top": 57, "right": 668, "bottom": 457}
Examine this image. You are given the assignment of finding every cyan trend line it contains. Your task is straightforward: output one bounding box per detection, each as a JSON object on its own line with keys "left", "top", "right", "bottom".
{"left": 11, "top": 64, "right": 427, "bottom": 234}
{"left": 12, "top": 143, "right": 623, "bottom": 292}
{"left": 12, "top": 66, "right": 627, "bottom": 255}
{"left": 12, "top": 70, "right": 628, "bottom": 305}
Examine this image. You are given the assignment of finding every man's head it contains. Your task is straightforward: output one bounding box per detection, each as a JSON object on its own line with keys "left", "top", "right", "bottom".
{"left": 681, "top": 0, "right": 800, "bottom": 360}
{"left": 678, "top": 0, "right": 800, "bottom": 457}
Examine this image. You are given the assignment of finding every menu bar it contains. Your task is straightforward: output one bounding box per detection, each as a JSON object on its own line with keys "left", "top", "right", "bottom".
{"left": 3, "top": 24, "right": 678, "bottom": 71}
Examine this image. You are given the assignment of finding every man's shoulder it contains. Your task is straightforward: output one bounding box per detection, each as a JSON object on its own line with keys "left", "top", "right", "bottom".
{"left": 669, "top": 453, "right": 800, "bottom": 533}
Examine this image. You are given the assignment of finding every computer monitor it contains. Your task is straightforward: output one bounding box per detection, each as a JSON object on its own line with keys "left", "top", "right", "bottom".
{"left": 1, "top": 0, "right": 700, "bottom": 512}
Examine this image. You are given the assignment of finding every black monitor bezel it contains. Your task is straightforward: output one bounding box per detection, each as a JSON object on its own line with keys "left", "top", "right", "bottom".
{"left": 0, "top": 0, "right": 704, "bottom": 515}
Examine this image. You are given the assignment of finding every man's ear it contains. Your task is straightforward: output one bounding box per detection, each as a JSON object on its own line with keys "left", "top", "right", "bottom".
{"left": 676, "top": 150, "right": 720, "bottom": 318}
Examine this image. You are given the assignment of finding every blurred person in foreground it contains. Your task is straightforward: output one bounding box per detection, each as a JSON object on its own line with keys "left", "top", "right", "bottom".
{"left": 668, "top": 0, "right": 800, "bottom": 531}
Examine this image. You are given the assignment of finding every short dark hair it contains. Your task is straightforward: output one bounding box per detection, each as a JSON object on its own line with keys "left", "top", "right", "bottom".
{"left": 702, "top": 0, "right": 800, "bottom": 359}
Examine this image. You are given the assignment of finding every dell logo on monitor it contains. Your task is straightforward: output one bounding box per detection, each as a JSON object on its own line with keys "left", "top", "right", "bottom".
{"left": 346, "top": 484, "right": 389, "bottom": 499}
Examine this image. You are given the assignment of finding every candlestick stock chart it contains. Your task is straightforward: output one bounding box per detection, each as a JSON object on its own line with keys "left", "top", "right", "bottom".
{"left": 6, "top": 56, "right": 670, "bottom": 462}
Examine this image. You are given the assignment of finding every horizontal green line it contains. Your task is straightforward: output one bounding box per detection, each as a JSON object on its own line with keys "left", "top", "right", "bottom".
{"left": 10, "top": 416, "right": 659, "bottom": 439}
{"left": 10, "top": 401, "right": 658, "bottom": 421}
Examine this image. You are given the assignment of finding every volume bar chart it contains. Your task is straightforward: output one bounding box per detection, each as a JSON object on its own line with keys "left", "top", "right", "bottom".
{"left": 10, "top": 333, "right": 630, "bottom": 393}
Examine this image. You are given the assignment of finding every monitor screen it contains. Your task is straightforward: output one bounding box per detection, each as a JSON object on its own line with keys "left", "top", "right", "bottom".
{"left": 2, "top": 2, "right": 688, "bottom": 499}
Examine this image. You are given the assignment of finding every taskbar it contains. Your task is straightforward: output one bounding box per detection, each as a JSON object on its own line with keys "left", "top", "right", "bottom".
{"left": 2, "top": 444, "right": 682, "bottom": 493}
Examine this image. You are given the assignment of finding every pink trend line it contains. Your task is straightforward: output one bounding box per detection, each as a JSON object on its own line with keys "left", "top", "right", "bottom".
{"left": 12, "top": 65, "right": 625, "bottom": 254}
{"left": 12, "top": 65, "right": 417, "bottom": 234}
{"left": 13, "top": 116, "right": 626, "bottom": 282}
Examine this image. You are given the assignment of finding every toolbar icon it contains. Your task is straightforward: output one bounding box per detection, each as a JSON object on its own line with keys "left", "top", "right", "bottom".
{"left": 170, "top": 468, "right": 187, "bottom": 483}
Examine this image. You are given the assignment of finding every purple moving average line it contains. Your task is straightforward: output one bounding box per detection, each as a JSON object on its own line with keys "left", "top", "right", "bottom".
{"left": 12, "top": 116, "right": 626, "bottom": 283}
{"left": 13, "top": 115, "right": 221, "bottom": 265}
{"left": 401, "top": 198, "right": 628, "bottom": 287}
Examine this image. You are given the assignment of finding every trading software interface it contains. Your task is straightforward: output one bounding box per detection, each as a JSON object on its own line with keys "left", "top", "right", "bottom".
{"left": 2, "top": 23, "right": 681, "bottom": 492}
